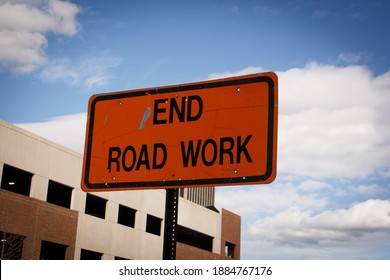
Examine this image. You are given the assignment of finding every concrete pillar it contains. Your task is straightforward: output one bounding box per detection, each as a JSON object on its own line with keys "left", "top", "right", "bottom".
{"left": 136, "top": 211, "right": 147, "bottom": 232}
{"left": 30, "top": 175, "right": 48, "bottom": 201}
{"left": 106, "top": 201, "right": 119, "bottom": 223}
{"left": 71, "top": 189, "right": 86, "bottom": 213}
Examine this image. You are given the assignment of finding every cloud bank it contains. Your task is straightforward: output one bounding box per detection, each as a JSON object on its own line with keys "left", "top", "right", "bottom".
{"left": 18, "top": 112, "right": 87, "bottom": 154}
{"left": 0, "top": 0, "right": 80, "bottom": 73}
{"left": 209, "top": 63, "right": 390, "bottom": 259}
{"left": 39, "top": 52, "right": 123, "bottom": 90}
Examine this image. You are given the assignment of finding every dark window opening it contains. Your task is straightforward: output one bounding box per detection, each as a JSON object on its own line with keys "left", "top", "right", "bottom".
{"left": 40, "top": 240, "right": 67, "bottom": 260}
{"left": 0, "top": 164, "right": 32, "bottom": 197}
{"left": 177, "top": 225, "right": 213, "bottom": 252}
{"left": 179, "top": 188, "right": 184, "bottom": 198}
{"left": 115, "top": 256, "right": 131, "bottom": 260}
{"left": 80, "top": 249, "right": 102, "bottom": 260}
{"left": 146, "top": 214, "right": 162, "bottom": 236}
{"left": 118, "top": 205, "right": 136, "bottom": 228}
{"left": 85, "top": 193, "right": 107, "bottom": 219}
{"left": 47, "top": 180, "right": 73, "bottom": 209}
{"left": 225, "top": 241, "right": 235, "bottom": 258}
{"left": 0, "top": 231, "right": 25, "bottom": 260}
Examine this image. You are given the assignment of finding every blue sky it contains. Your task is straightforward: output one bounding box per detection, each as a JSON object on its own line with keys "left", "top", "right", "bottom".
{"left": 1, "top": 0, "right": 390, "bottom": 259}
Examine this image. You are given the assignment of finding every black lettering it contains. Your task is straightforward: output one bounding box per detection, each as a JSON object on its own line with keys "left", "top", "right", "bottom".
{"left": 181, "top": 140, "right": 201, "bottom": 167}
{"left": 136, "top": 144, "right": 150, "bottom": 170}
{"left": 122, "top": 145, "right": 136, "bottom": 172}
{"left": 169, "top": 97, "right": 186, "bottom": 123}
{"left": 181, "top": 135, "right": 253, "bottom": 167}
{"left": 119, "top": 266, "right": 130, "bottom": 276}
{"left": 201, "top": 138, "right": 217, "bottom": 166}
{"left": 108, "top": 147, "right": 121, "bottom": 172}
{"left": 153, "top": 98, "right": 168, "bottom": 125}
{"left": 174, "top": 266, "right": 180, "bottom": 275}
{"left": 219, "top": 137, "right": 235, "bottom": 165}
{"left": 186, "top": 95, "right": 203, "bottom": 122}
{"left": 237, "top": 135, "right": 253, "bottom": 163}
{"left": 152, "top": 143, "right": 167, "bottom": 169}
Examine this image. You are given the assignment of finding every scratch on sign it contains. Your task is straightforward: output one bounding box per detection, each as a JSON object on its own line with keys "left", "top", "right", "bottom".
{"left": 103, "top": 114, "right": 108, "bottom": 126}
{"left": 138, "top": 107, "right": 151, "bottom": 130}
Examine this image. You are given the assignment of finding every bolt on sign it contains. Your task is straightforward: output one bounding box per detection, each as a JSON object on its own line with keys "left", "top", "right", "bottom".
{"left": 81, "top": 72, "right": 278, "bottom": 192}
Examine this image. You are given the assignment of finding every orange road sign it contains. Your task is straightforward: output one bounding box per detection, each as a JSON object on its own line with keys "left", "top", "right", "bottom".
{"left": 81, "top": 72, "right": 278, "bottom": 191}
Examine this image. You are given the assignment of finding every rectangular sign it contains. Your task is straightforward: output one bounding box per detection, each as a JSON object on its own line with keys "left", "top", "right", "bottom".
{"left": 81, "top": 72, "right": 278, "bottom": 191}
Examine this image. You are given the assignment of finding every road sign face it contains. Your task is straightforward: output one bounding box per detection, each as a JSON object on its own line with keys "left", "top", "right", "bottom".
{"left": 81, "top": 72, "right": 278, "bottom": 191}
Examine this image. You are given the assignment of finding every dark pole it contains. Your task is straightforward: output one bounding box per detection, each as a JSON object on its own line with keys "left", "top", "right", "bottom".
{"left": 162, "top": 188, "right": 179, "bottom": 260}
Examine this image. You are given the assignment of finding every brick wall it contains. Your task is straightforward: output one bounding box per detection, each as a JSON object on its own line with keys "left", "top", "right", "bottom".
{"left": 221, "top": 208, "right": 241, "bottom": 260}
{"left": 176, "top": 242, "right": 225, "bottom": 260}
{"left": 0, "top": 190, "right": 78, "bottom": 259}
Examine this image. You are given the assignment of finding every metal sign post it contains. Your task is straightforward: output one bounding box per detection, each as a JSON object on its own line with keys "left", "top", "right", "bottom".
{"left": 162, "top": 188, "right": 179, "bottom": 260}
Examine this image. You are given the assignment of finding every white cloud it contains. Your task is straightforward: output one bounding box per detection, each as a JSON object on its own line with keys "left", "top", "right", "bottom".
{"left": 279, "top": 107, "right": 386, "bottom": 178}
{"left": 297, "top": 180, "right": 334, "bottom": 192}
{"left": 246, "top": 199, "right": 390, "bottom": 258}
{"left": 250, "top": 199, "right": 390, "bottom": 238}
{"left": 46, "top": 0, "right": 80, "bottom": 35}
{"left": 39, "top": 58, "right": 79, "bottom": 84}
{"left": 17, "top": 113, "right": 87, "bottom": 154}
{"left": 278, "top": 63, "right": 390, "bottom": 178}
{"left": 0, "top": 30, "right": 47, "bottom": 73}
{"left": 278, "top": 63, "right": 375, "bottom": 113}
{"left": 39, "top": 52, "right": 122, "bottom": 90}
{"left": 0, "top": 0, "right": 80, "bottom": 73}
{"left": 336, "top": 51, "right": 371, "bottom": 65}
{"left": 313, "top": 199, "right": 390, "bottom": 230}
{"left": 0, "top": 0, "right": 79, "bottom": 35}
{"left": 216, "top": 182, "right": 327, "bottom": 218}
